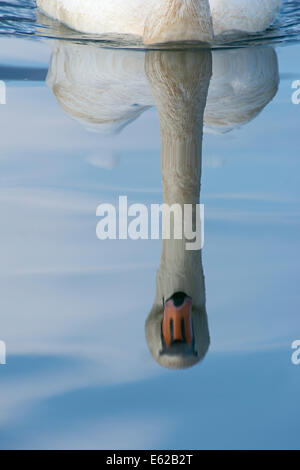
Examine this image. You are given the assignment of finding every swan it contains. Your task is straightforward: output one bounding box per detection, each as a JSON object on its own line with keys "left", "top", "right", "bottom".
{"left": 145, "top": 50, "right": 211, "bottom": 368}
{"left": 36, "top": 0, "right": 282, "bottom": 44}
{"left": 45, "top": 40, "right": 279, "bottom": 135}
{"left": 43, "top": 41, "right": 279, "bottom": 368}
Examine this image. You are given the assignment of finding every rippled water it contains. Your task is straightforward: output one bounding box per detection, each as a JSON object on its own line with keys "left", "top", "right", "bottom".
{"left": 1, "top": 0, "right": 300, "bottom": 48}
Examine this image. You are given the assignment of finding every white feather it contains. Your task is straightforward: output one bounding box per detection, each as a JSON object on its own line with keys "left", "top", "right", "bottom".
{"left": 37, "top": 0, "right": 282, "bottom": 42}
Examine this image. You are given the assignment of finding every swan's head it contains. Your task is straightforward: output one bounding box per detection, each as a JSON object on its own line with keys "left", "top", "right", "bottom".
{"left": 143, "top": 0, "right": 214, "bottom": 45}
{"left": 146, "top": 292, "right": 210, "bottom": 369}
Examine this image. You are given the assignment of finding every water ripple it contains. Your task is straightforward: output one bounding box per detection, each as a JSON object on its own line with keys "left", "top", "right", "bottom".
{"left": 0, "top": 0, "right": 300, "bottom": 49}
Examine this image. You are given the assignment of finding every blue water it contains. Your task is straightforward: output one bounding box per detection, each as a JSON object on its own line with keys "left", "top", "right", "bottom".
{"left": 0, "top": 1, "right": 299, "bottom": 450}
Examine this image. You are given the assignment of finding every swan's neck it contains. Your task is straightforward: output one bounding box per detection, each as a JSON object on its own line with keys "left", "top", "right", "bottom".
{"left": 145, "top": 50, "right": 211, "bottom": 305}
{"left": 143, "top": 0, "right": 213, "bottom": 44}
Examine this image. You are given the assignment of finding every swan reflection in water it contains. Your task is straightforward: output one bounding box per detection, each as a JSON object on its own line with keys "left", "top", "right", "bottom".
{"left": 46, "top": 41, "right": 279, "bottom": 369}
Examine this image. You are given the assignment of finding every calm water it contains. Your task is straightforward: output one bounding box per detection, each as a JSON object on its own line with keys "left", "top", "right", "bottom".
{"left": 0, "top": 0, "right": 300, "bottom": 450}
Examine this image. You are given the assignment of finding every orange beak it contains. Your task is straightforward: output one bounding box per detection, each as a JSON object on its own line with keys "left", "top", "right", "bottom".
{"left": 162, "top": 296, "right": 193, "bottom": 348}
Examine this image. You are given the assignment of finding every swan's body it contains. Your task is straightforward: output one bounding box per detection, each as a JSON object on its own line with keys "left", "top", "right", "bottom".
{"left": 37, "top": 0, "right": 281, "bottom": 44}
{"left": 46, "top": 41, "right": 279, "bottom": 135}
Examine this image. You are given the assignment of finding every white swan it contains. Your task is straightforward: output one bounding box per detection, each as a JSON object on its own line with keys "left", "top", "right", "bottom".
{"left": 37, "top": 0, "right": 282, "bottom": 44}
{"left": 45, "top": 41, "right": 279, "bottom": 135}
{"left": 145, "top": 50, "right": 211, "bottom": 369}
{"left": 43, "top": 41, "right": 279, "bottom": 368}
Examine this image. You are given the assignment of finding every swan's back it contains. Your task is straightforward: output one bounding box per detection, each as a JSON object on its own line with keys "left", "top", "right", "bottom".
{"left": 37, "top": 0, "right": 153, "bottom": 36}
{"left": 37, "top": 0, "right": 282, "bottom": 39}
{"left": 210, "top": 0, "right": 281, "bottom": 36}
